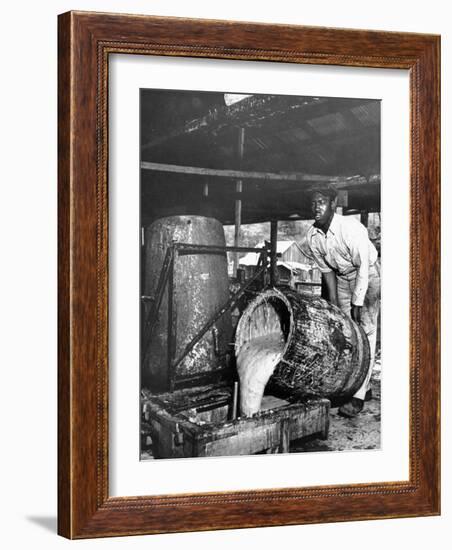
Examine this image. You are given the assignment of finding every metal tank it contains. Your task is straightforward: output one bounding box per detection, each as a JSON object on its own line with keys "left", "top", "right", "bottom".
{"left": 142, "top": 215, "right": 233, "bottom": 392}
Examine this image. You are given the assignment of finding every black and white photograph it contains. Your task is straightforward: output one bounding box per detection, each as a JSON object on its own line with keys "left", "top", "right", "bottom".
{"left": 140, "top": 89, "right": 381, "bottom": 460}
{"left": 2, "top": 0, "right": 445, "bottom": 546}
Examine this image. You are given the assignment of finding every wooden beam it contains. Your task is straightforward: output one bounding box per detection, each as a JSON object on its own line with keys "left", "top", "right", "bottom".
{"left": 233, "top": 128, "right": 245, "bottom": 278}
{"left": 141, "top": 161, "right": 378, "bottom": 186}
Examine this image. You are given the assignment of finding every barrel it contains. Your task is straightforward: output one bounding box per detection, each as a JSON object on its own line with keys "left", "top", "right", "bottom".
{"left": 235, "top": 288, "right": 370, "bottom": 400}
{"left": 142, "top": 215, "right": 232, "bottom": 391}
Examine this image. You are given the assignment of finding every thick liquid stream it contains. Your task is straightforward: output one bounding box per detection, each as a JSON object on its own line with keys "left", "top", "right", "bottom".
{"left": 236, "top": 333, "right": 285, "bottom": 417}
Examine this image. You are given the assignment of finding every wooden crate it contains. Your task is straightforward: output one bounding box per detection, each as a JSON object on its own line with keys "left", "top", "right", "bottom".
{"left": 142, "top": 384, "right": 330, "bottom": 458}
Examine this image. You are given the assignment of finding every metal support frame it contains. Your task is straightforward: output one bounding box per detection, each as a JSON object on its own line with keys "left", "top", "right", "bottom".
{"left": 167, "top": 251, "right": 176, "bottom": 390}
{"left": 172, "top": 262, "right": 267, "bottom": 371}
{"left": 141, "top": 246, "right": 174, "bottom": 366}
{"left": 175, "top": 243, "right": 266, "bottom": 255}
{"left": 141, "top": 242, "right": 269, "bottom": 388}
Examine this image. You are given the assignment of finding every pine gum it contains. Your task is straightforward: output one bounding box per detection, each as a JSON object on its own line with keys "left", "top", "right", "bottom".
{"left": 236, "top": 332, "right": 285, "bottom": 416}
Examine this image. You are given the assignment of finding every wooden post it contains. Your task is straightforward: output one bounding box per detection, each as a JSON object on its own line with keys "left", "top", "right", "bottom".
{"left": 279, "top": 418, "right": 290, "bottom": 453}
{"left": 232, "top": 381, "right": 239, "bottom": 420}
{"left": 270, "top": 220, "right": 278, "bottom": 286}
{"left": 337, "top": 189, "right": 348, "bottom": 209}
{"left": 360, "top": 210, "right": 369, "bottom": 227}
{"left": 233, "top": 128, "right": 245, "bottom": 278}
{"left": 320, "top": 410, "right": 330, "bottom": 440}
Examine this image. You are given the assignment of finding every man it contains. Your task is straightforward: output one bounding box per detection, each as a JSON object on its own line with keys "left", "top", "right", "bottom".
{"left": 306, "top": 185, "right": 381, "bottom": 417}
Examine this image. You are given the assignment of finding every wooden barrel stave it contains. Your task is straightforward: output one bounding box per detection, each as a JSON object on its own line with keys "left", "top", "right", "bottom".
{"left": 235, "top": 288, "right": 370, "bottom": 400}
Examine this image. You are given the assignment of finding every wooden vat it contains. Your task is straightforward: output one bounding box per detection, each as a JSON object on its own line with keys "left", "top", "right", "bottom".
{"left": 142, "top": 385, "right": 330, "bottom": 458}
{"left": 235, "top": 288, "right": 370, "bottom": 399}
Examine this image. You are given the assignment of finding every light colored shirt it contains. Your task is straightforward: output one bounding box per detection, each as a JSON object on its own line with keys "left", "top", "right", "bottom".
{"left": 306, "top": 213, "right": 378, "bottom": 306}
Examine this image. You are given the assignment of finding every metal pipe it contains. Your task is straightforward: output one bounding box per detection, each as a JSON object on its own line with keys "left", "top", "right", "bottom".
{"left": 174, "top": 243, "right": 266, "bottom": 255}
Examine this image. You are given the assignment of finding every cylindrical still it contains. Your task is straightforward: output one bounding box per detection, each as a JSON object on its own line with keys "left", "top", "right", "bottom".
{"left": 235, "top": 288, "right": 370, "bottom": 415}
{"left": 142, "top": 215, "right": 233, "bottom": 391}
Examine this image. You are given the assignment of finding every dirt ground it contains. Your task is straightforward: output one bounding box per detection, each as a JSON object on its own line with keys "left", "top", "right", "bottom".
{"left": 291, "top": 374, "right": 381, "bottom": 453}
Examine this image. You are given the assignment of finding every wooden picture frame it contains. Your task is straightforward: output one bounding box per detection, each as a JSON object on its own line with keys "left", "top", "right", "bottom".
{"left": 58, "top": 11, "right": 440, "bottom": 539}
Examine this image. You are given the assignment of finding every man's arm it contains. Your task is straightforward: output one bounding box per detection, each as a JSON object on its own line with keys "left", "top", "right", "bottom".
{"left": 322, "top": 270, "right": 338, "bottom": 306}
{"left": 346, "top": 222, "right": 371, "bottom": 308}
{"left": 305, "top": 230, "right": 338, "bottom": 307}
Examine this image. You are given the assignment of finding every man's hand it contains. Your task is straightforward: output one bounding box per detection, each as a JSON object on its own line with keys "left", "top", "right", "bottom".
{"left": 351, "top": 305, "right": 362, "bottom": 324}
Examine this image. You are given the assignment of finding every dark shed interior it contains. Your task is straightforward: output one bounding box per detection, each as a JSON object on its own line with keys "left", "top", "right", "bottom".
{"left": 140, "top": 90, "right": 381, "bottom": 225}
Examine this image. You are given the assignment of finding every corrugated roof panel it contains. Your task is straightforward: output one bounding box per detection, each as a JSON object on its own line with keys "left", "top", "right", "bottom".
{"left": 251, "top": 137, "right": 268, "bottom": 150}
{"left": 277, "top": 131, "right": 299, "bottom": 145}
{"left": 350, "top": 102, "right": 380, "bottom": 127}
{"left": 278, "top": 128, "right": 310, "bottom": 142}
{"left": 307, "top": 112, "right": 347, "bottom": 136}
{"left": 306, "top": 143, "right": 331, "bottom": 166}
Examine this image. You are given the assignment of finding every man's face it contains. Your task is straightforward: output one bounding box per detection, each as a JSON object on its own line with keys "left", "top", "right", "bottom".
{"left": 311, "top": 192, "right": 334, "bottom": 226}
